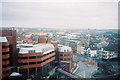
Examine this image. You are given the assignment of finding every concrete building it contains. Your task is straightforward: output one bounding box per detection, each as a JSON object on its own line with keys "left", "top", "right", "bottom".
{"left": 0, "top": 37, "right": 11, "bottom": 79}
{"left": 57, "top": 45, "right": 73, "bottom": 73}
{"left": 18, "top": 43, "right": 56, "bottom": 78}
{"left": 100, "top": 48, "right": 118, "bottom": 60}
{"left": 85, "top": 47, "right": 97, "bottom": 57}
{"left": 68, "top": 40, "right": 82, "bottom": 54}
{"left": 77, "top": 42, "right": 82, "bottom": 54}
{"left": 80, "top": 47, "right": 85, "bottom": 54}
{"left": 38, "top": 37, "right": 51, "bottom": 43}
{"left": 58, "top": 45, "right": 73, "bottom": 62}
{"left": 99, "top": 42, "right": 118, "bottom": 60}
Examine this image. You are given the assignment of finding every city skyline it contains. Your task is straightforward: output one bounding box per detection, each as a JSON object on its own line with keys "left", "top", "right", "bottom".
{"left": 1, "top": 0, "right": 119, "bottom": 29}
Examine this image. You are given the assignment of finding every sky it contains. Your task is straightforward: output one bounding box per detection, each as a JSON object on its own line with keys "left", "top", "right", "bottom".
{"left": 0, "top": 0, "right": 119, "bottom": 29}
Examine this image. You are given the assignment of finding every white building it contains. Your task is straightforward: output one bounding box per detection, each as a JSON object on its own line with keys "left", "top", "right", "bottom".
{"left": 99, "top": 48, "right": 118, "bottom": 59}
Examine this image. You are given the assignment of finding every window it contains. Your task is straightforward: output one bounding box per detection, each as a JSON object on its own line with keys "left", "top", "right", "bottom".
{"left": 2, "top": 45, "right": 9, "bottom": 48}
{"left": 67, "top": 58, "right": 71, "bottom": 60}
{"left": 37, "top": 61, "right": 42, "bottom": 64}
{"left": 103, "top": 55, "right": 107, "bottom": 58}
{"left": 60, "top": 54, "right": 63, "bottom": 56}
{"left": 64, "top": 50, "right": 66, "bottom": 52}
{"left": 67, "top": 49, "right": 69, "bottom": 51}
{"left": 3, "top": 70, "right": 10, "bottom": 75}
{"left": 64, "top": 54, "right": 67, "bottom": 56}
{"left": 29, "top": 56, "right": 36, "bottom": 59}
{"left": 109, "top": 55, "right": 112, "bottom": 58}
{"left": 2, "top": 52, "right": 9, "bottom": 55}
{"left": 29, "top": 62, "right": 36, "bottom": 65}
{"left": 3, "top": 64, "right": 9, "bottom": 67}
{"left": 60, "top": 59, "right": 63, "bottom": 60}
{"left": 37, "top": 55, "right": 42, "bottom": 58}
{"left": 42, "top": 50, "right": 55, "bottom": 57}
{"left": 64, "top": 59, "right": 67, "bottom": 61}
{"left": 67, "top": 54, "right": 71, "bottom": 56}
{"left": 18, "top": 57, "right": 27, "bottom": 59}
{"left": 28, "top": 50, "right": 35, "bottom": 53}
{"left": 2, "top": 58, "right": 10, "bottom": 61}
{"left": 19, "top": 63, "right": 28, "bottom": 65}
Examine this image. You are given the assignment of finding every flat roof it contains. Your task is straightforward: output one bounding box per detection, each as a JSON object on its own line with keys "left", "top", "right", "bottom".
{"left": 18, "top": 43, "right": 54, "bottom": 54}
{"left": 58, "top": 45, "right": 72, "bottom": 52}
{"left": 0, "top": 37, "right": 8, "bottom": 42}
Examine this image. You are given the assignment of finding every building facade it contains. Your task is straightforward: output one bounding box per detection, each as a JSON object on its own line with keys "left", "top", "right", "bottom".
{"left": 38, "top": 37, "right": 51, "bottom": 43}
{"left": 0, "top": 30, "right": 17, "bottom": 66}
{"left": 0, "top": 37, "right": 11, "bottom": 79}
{"left": 101, "top": 50, "right": 118, "bottom": 59}
{"left": 18, "top": 43, "right": 56, "bottom": 78}
{"left": 57, "top": 45, "right": 73, "bottom": 72}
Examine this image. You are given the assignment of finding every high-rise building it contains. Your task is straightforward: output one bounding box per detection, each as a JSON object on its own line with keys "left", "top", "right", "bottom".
{"left": 0, "top": 37, "right": 11, "bottom": 79}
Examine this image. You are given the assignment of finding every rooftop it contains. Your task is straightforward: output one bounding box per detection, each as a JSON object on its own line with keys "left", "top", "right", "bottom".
{"left": 58, "top": 45, "right": 72, "bottom": 52}
{"left": 18, "top": 43, "right": 54, "bottom": 54}
{"left": 10, "top": 72, "right": 21, "bottom": 77}
{"left": 0, "top": 37, "right": 8, "bottom": 42}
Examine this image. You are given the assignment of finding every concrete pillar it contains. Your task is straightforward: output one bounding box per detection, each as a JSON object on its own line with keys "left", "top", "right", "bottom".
{"left": 28, "top": 68, "right": 29, "bottom": 77}
{"left": 36, "top": 67, "right": 37, "bottom": 77}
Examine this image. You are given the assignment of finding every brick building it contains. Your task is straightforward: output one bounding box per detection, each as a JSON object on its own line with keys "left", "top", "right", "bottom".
{"left": 57, "top": 45, "right": 73, "bottom": 73}
{"left": 0, "top": 30, "right": 17, "bottom": 66}
{"left": 0, "top": 37, "right": 11, "bottom": 79}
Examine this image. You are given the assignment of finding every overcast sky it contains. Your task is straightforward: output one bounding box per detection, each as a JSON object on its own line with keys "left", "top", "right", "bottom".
{"left": 1, "top": 0, "right": 119, "bottom": 29}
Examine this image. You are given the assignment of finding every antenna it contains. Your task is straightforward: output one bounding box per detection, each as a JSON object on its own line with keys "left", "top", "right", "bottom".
{"left": 87, "top": 29, "right": 90, "bottom": 47}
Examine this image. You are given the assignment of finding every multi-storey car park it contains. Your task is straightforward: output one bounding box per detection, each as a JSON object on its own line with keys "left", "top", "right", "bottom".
{"left": 57, "top": 45, "right": 74, "bottom": 73}
{"left": 17, "top": 43, "right": 56, "bottom": 78}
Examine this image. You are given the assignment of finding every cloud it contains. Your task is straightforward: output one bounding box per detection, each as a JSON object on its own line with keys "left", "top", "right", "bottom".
{"left": 1, "top": 1, "right": 118, "bottom": 29}
{"left": 1, "top": 0, "right": 119, "bottom": 2}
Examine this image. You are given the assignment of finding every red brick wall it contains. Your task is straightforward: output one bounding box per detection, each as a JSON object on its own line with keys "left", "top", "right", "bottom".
{"left": 0, "top": 30, "right": 17, "bottom": 66}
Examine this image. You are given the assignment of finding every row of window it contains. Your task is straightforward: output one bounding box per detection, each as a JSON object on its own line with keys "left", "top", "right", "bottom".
{"left": 60, "top": 58, "right": 71, "bottom": 61}
{"left": 18, "top": 56, "right": 36, "bottom": 59}
{"left": 3, "top": 69, "right": 10, "bottom": 75}
{"left": 18, "top": 51, "right": 55, "bottom": 59}
{"left": 102, "top": 55, "right": 114, "bottom": 59}
{"left": 28, "top": 50, "right": 36, "bottom": 53}
{"left": 36, "top": 51, "right": 55, "bottom": 59}
{"left": 2, "top": 52, "right": 9, "bottom": 55}
{"left": 2, "top": 45, "right": 9, "bottom": 48}
{"left": 2, "top": 64, "right": 10, "bottom": 67}
{"left": 18, "top": 57, "right": 28, "bottom": 59}
{"left": 60, "top": 54, "right": 71, "bottom": 56}
{"left": 42, "top": 55, "right": 55, "bottom": 62}
{"left": 28, "top": 48, "right": 55, "bottom": 54}
{"left": 2, "top": 58, "right": 10, "bottom": 61}
{"left": 19, "top": 55, "right": 55, "bottom": 65}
